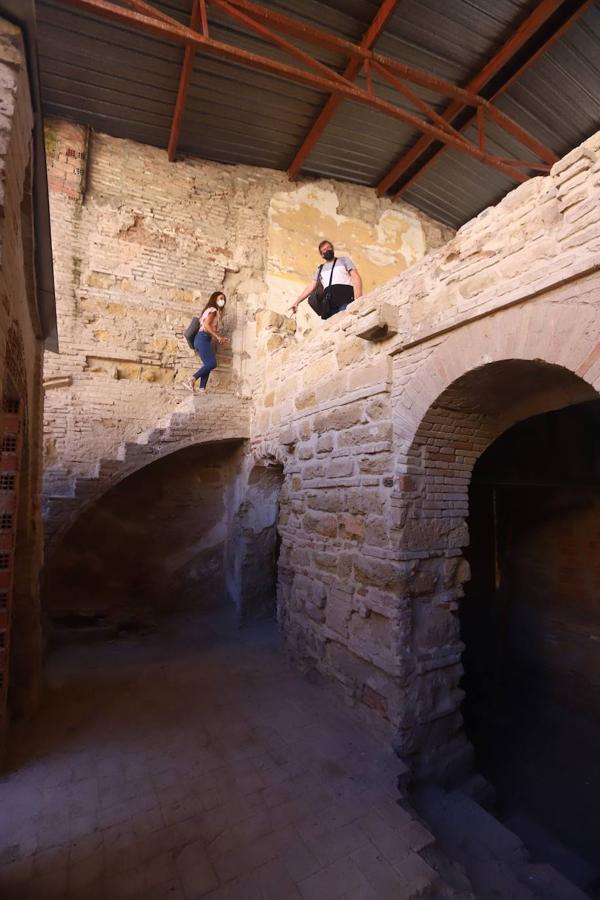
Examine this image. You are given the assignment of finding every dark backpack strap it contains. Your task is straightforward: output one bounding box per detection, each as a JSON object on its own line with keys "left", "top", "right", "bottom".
{"left": 327, "top": 258, "right": 337, "bottom": 289}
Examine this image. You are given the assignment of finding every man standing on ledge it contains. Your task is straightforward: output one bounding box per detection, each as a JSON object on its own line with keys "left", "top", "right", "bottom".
{"left": 291, "top": 239, "right": 363, "bottom": 318}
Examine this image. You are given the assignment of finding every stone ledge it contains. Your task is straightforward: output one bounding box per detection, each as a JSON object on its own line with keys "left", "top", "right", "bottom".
{"left": 346, "top": 302, "right": 399, "bottom": 342}
{"left": 43, "top": 375, "right": 72, "bottom": 391}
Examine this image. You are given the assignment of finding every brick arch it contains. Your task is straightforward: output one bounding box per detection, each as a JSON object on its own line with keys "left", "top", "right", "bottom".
{"left": 390, "top": 299, "right": 600, "bottom": 778}
{"left": 249, "top": 441, "right": 290, "bottom": 469}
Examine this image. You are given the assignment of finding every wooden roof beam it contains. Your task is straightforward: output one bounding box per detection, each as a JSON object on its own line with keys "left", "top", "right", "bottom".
{"left": 377, "top": 0, "right": 594, "bottom": 197}
{"left": 167, "top": 0, "right": 204, "bottom": 162}
{"left": 287, "top": 0, "right": 400, "bottom": 180}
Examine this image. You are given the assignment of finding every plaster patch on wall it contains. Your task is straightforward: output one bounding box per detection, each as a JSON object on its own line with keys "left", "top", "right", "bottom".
{"left": 266, "top": 183, "right": 429, "bottom": 316}
{"left": 84, "top": 355, "right": 176, "bottom": 384}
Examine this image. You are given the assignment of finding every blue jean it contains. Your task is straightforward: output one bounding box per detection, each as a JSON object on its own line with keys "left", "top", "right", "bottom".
{"left": 324, "top": 300, "right": 353, "bottom": 320}
{"left": 193, "top": 331, "right": 217, "bottom": 388}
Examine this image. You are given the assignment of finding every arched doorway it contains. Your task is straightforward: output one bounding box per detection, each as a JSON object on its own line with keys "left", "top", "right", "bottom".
{"left": 228, "top": 461, "right": 285, "bottom": 623}
{"left": 43, "top": 439, "right": 245, "bottom": 639}
{"left": 463, "top": 398, "right": 600, "bottom": 887}
{"left": 396, "top": 353, "right": 600, "bottom": 890}
{"left": 396, "top": 358, "right": 598, "bottom": 770}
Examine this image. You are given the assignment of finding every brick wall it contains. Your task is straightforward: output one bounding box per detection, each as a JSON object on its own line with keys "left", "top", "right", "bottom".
{"left": 43, "top": 120, "right": 451, "bottom": 501}
{"left": 0, "top": 20, "right": 47, "bottom": 746}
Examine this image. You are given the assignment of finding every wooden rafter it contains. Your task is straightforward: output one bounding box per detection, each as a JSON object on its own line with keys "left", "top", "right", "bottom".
{"left": 376, "top": 0, "right": 594, "bottom": 196}
{"left": 167, "top": 0, "right": 201, "bottom": 162}
{"left": 55, "top": 0, "right": 559, "bottom": 183}
{"left": 287, "top": 0, "right": 400, "bottom": 180}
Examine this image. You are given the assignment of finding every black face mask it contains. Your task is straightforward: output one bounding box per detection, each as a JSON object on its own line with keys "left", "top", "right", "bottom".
{"left": 322, "top": 249, "right": 334, "bottom": 261}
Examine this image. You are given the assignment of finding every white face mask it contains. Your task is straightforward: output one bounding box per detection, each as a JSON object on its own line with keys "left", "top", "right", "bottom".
{"left": 216, "top": 298, "right": 225, "bottom": 309}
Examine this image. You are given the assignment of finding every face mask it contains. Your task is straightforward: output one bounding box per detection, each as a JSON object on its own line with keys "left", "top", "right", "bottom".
{"left": 322, "top": 249, "right": 334, "bottom": 261}
{"left": 216, "top": 298, "right": 225, "bottom": 308}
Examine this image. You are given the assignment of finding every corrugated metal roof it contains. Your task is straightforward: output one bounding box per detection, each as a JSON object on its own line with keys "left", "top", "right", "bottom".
{"left": 36, "top": 0, "right": 600, "bottom": 228}
{"left": 402, "top": 1, "right": 600, "bottom": 225}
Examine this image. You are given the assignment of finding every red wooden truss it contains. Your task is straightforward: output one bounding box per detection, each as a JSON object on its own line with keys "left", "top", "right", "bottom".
{"left": 55, "top": 0, "right": 586, "bottom": 188}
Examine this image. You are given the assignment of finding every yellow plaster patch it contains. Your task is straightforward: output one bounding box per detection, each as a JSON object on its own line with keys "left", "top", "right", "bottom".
{"left": 267, "top": 184, "right": 427, "bottom": 300}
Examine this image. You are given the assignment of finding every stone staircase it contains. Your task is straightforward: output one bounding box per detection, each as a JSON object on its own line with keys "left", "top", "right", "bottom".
{"left": 42, "top": 392, "right": 250, "bottom": 554}
{"left": 414, "top": 785, "right": 594, "bottom": 900}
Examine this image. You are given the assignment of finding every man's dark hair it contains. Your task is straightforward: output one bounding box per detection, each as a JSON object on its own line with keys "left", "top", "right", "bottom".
{"left": 318, "top": 239, "right": 333, "bottom": 252}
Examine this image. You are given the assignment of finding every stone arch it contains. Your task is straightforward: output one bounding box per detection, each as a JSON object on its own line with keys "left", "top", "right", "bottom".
{"left": 43, "top": 408, "right": 250, "bottom": 560}
{"left": 248, "top": 440, "right": 289, "bottom": 469}
{"left": 391, "top": 298, "right": 600, "bottom": 778}
{"left": 42, "top": 438, "right": 246, "bottom": 635}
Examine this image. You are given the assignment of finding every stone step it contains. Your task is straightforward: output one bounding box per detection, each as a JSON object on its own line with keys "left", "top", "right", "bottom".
{"left": 43, "top": 495, "right": 79, "bottom": 511}
{"left": 73, "top": 477, "right": 101, "bottom": 499}
{"left": 414, "top": 787, "right": 592, "bottom": 900}
{"left": 445, "top": 790, "right": 527, "bottom": 865}
{"left": 136, "top": 427, "right": 164, "bottom": 446}
{"left": 169, "top": 412, "right": 194, "bottom": 428}
{"left": 505, "top": 811, "right": 597, "bottom": 891}
{"left": 122, "top": 442, "right": 157, "bottom": 462}
{"left": 523, "top": 864, "right": 593, "bottom": 900}
{"left": 98, "top": 458, "right": 124, "bottom": 477}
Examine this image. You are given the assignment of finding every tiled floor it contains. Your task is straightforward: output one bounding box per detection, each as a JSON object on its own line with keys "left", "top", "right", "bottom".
{"left": 0, "top": 611, "right": 450, "bottom": 899}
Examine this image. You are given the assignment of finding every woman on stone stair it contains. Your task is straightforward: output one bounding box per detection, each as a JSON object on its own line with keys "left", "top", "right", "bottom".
{"left": 185, "top": 291, "right": 229, "bottom": 393}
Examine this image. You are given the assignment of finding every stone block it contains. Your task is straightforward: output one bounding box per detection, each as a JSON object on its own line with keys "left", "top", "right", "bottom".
{"left": 316, "top": 433, "right": 335, "bottom": 453}
{"left": 335, "top": 336, "right": 366, "bottom": 368}
{"left": 340, "top": 514, "right": 365, "bottom": 540}
{"left": 303, "top": 510, "right": 338, "bottom": 538}
{"left": 255, "top": 308, "right": 284, "bottom": 332}
{"left": 337, "top": 422, "right": 392, "bottom": 448}
{"left": 346, "top": 358, "right": 391, "bottom": 392}
{"left": 325, "top": 592, "right": 350, "bottom": 637}
{"left": 313, "top": 402, "right": 365, "bottom": 434}
{"left": 295, "top": 389, "right": 317, "bottom": 411}
{"left": 306, "top": 490, "right": 346, "bottom": 512}
{"left": 327, "top": 457, "right": 355, "bottom": 478}
{"left": 353, "top": 555, "right": 400, "bottom": 589}
{"left": 347, "top": 302, "right": 398, "bottom": 342}
{"left": 349, "top": 609, "right": 392, "bottom": 651}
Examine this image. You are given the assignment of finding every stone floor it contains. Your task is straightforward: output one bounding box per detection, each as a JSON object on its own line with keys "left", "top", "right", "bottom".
{"left": 0, "top": 610, "right": 459, "bottom": 900}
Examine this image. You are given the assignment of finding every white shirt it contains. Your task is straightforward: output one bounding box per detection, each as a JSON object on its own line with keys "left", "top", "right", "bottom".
{"left": 199, "top": 308, "right": 222, "bottom": 331}
{"left": 314, "top": 256, "right": 355, "bottom": 288}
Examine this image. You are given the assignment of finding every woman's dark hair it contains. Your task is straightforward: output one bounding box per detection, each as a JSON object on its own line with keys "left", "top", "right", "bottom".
{"left": 200, "top": 291, "right": 226, "bottom": 316}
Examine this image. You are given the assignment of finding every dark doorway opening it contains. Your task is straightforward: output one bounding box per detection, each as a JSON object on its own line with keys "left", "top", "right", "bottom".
{"left": 235, "top": 462, "right": 284, "bottom": 623}
{"left": 462, "top": 399, "right": 600, "bottom": 894}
